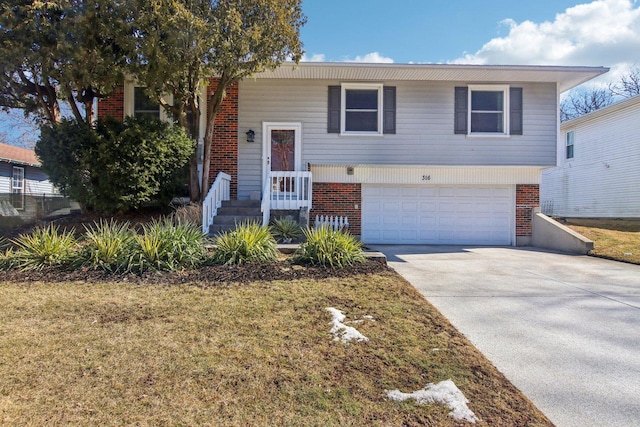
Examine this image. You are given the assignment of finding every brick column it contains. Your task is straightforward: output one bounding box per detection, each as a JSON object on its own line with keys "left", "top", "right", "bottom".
{"left": 516, "top": 184, "right": 540, "bottom": 242}
{"left": 310, "top": 183, "right": 362, "bottom": 236}
{"left": 97, "top": 84, "right": 124, "bottom": 121}
{"left": 207, "top": 80, "right": 239, "bottom": 199}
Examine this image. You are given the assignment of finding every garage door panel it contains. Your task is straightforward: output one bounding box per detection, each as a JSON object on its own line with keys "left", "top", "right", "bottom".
{"left": 362, "top": 185, "right": 513, "bottom": 245}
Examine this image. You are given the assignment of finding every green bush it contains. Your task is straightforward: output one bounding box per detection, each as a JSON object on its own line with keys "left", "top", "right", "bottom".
{"left": 36, "top": 116, "right": 194, "bottom": 213}
{"left": 127, "top": 218, "right": 207, "bottom": 273}
{"left": 80, "top": 220, "right": 134, "bottom": 272}
{"left": 294, "top": 226, "right": 365, "bottom": 268}
{"left": 212, "top": 222, "right": 278, "bottom": 265}
{"left": 11, "top": 224, "right": 78, "bottom": 270}
{"left": 270, "top": 217, "right": 302, "bottom": 243}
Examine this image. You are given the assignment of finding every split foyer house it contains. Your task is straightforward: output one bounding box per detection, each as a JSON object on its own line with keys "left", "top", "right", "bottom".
{"left": 98, "top": 63, "right": 607, "bottom": 245}
{"left": 542, "top": 93, "right": 640, "bottom": 218}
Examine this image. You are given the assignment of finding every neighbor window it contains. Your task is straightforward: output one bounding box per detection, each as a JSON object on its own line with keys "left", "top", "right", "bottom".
{"left": 566, "top": 130, "right": 574, "bottom": 159}
{"left": 469, "top": 85, "right": 509, "bottom": 135}
{"left": 11, "top": 166, "right": 24, "bottom": 210}
{"left": 342, "top": 83, "right": 383, "bottom": 134}
{"left": 133, "top": 87, "right": 161, "bottom": 119}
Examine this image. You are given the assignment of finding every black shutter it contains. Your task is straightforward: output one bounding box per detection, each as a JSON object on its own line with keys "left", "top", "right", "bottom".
{"left": 327, "top": 86, "right": 341, "bottom": 133}
{"left": 510, "top": 87, "right": 523, "bottom": 135}
{"left": 454, "top": 87, "right": 468, "bottom": 134}
{"left": 383, "top": 86, "right": 396, "bottom": 134}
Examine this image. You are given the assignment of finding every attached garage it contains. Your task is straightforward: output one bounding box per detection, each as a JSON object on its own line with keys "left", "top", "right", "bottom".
{"left": 362, "top": 185, "right": 513, "bottom": 245}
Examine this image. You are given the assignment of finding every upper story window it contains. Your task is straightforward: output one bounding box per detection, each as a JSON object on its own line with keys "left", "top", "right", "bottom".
{"left": 11, "top": 166, "right": 24, "bottom": 210}
{"left": 566, "top": 130, "right": 574, "bottom": 159}
{"left": 454, "top": 85, "right": 522, "bottom": 136}
{"left": 469, "top": 85, "right": 509, "bottom": 135}
{"left": 342, "top": 83, "right": 382, "bottom": 134}
{"left": 133, "top": 87, "right": 160, "bottom": 119}
{"left": 327, "top": 84, "right": 396, "bottom": 135}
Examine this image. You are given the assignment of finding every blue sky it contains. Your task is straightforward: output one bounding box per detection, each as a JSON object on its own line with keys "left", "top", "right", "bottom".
{"left": 3, "top": 0, "right": 640, "bottom": 147}
{"left": 301, "top": 0, "right": 583, "bottom": 63}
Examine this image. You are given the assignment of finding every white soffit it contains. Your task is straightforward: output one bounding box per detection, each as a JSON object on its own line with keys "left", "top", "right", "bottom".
{"left": 254, "top": 63, "right": 608, "bottom": 93}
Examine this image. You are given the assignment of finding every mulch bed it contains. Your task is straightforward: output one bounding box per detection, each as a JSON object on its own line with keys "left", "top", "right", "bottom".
{"left": 0, "top": 260, "right": 392, "bottom": 286}
{"left": 1, "top": 210, "right": 392, "bottom": 285}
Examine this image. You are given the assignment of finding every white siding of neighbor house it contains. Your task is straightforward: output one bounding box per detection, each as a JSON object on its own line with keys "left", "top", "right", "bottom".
{"left": 0, "top": 163, "right": 10, "bottom": 193}
{"left": 541, "top": 96, "right": 640, "bottom": 217}
{"left": 238, "top": 79, "right": 557, "bottom": 199}
{"left": 0, "top": 163, "right": 57, "bottom": 195}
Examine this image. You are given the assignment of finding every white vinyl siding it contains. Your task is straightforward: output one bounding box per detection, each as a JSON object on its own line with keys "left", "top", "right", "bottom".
{"left": 237, "top": 79, "right": 557, "bottom": 199}
{"left": 362, "top": 185, "right": 513, "bottom": 245}
{"left": 542, "top": 96, "right": 640, "bottom": 217}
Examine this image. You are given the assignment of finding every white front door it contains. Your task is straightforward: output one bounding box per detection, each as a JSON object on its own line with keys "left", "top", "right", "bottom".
{"left": 262, "top": 122, "right": 302, "bottom": 190}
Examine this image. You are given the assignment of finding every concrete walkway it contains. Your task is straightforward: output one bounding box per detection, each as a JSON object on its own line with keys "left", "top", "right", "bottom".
{"left": 369, "top": 245, "right": 640, "bottom": 427}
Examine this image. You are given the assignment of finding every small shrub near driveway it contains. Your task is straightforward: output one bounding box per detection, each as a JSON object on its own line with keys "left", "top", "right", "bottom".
{"left": 295, "top": 226, "right": 365, "bottom": 268}
{"left": 212, "top": 222, "right": 278, "bottom": 265}
{"left": 270, "top": 217, "right": 303, "bottom": 243}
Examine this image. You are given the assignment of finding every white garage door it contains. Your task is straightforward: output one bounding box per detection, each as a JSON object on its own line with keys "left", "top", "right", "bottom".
{"left": 362, "top": 185, "right": 513, "bottom": 245}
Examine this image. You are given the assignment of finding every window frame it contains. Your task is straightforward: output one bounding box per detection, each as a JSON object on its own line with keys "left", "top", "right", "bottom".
{"left": 566, "top": 130, "right": 575, "bottom": 160}
{"left": 11, "top": 166, "right": 25, "bottom": 210}
{"left": 468, "top": 85, "right": 510, "bottom": 136}
{"left": 124, "top": 82, "right": 172, "bottom": 122}
{"left": 340, "top": 83, "right": 384, "bottom": 135}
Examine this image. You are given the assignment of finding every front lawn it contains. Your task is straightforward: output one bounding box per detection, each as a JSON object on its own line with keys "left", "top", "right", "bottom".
{"left": 0, "top": 269, "right": 552, "bottom": 426}
{"left": 564, "top": 218, "right": 640, "bottom": 264}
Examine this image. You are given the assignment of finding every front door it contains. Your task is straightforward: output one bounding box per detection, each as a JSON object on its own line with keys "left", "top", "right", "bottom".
{"left": 262, "top": 122, "right": 302, "bottom": 192}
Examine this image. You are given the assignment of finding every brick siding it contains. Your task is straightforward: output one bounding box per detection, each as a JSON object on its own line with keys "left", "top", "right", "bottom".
{"left": 207, "top": 80, "right": 238, "bottom": 199}
{"left": 97, "top": 85, "right": 124, "bottom": 121}
{"left": 310, "top": 183, "right": 362, "bottom": 235}
{"left": 516, "top": 184, "right": 539, "bottom": 237}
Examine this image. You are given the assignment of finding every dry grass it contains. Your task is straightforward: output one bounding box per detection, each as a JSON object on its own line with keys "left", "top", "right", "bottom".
{"left": 0, "top": 273, "right": 551, "bottom": 426}
{"left": 564, "top": 218, "right": 640, "bottom": 264}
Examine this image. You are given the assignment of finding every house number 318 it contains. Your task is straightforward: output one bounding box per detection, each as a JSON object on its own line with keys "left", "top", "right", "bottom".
{"left": 422, "top": 175, "right": 431, "bottom": 181}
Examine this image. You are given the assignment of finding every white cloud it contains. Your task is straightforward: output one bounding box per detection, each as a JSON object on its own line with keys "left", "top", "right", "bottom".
{"left": 452, "top": 0, "right": 640, "bottom": 80}
{"left": 350, "top": 52, "right": 395, "bottom": 63}
{"left": 300, "top": 53, "right": 326, "bottom": 62}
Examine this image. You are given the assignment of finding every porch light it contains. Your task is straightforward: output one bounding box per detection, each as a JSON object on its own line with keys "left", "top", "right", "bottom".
{"left": 246, "top": 129, "right": 255, "bottom": 142}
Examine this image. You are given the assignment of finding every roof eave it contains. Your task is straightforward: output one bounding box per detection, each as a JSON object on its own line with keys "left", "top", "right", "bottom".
{"left": 253, "top": 62, "right": 608, "bottom": 92}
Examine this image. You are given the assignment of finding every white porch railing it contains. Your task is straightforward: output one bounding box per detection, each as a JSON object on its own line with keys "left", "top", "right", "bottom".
{"left": 202, "top": 172, "right": 231, "bottom": 233}
{"left": 261, "top": 171, "right": 312, "bottom": 225}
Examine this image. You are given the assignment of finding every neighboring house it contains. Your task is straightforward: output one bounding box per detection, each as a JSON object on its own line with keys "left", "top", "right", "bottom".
{"left": 98, "top": 63, "right": 606, "bottom": 245}
{"left": 542, "top": 94, "right": 640, "bottom": 218}
{"left": 0, "top": 142, "right": 57, "bottom": 214}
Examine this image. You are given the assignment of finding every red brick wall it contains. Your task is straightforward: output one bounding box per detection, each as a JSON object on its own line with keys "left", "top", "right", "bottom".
{"left": 516, "top": 184, "right": 539, "bottom": 237}
{"left": 310, "top": 183, "right": 362, "bottom": 235}
{"left": 207, "top": 80, "right": 239, "bottom": 199}
{"left": 97, "top": 84, "right": 124, "bottom": 121}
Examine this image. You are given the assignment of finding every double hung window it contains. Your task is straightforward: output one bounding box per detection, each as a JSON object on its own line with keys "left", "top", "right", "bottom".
{"left": 566, "top": 131, "right": 574, "bottom": 159}
{"left": 469, "top": 85, "right": 509, "bottom": 135}
{"left": 11, "top": 166, "right": 24, "bottom": 210}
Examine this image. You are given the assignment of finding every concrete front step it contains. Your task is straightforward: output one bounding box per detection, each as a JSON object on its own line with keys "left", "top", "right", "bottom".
{"left": 209, "top": 200, "right": 262, "bottom": 235}
{"left": 212, "top": 215, "right": 262, "bottom": 225}
{"left": 216, "top": 206, "right": 262, "bottom": 216}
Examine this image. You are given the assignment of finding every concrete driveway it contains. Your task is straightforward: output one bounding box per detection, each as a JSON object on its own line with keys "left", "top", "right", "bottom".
{"left": 369, "top": 245, "right": 640, "bottom": 427}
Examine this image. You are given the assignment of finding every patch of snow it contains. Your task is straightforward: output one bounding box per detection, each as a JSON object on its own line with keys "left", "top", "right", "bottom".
{"left": 387, "top": 379, "right": 478, "bottom": 424}
{"left": 326, "top": 307, "right": 369, "bottom": 343}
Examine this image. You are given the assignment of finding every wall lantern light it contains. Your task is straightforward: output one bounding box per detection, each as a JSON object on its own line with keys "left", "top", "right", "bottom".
{"left": 246, "top": 129, "right": 255, "bottom": 142}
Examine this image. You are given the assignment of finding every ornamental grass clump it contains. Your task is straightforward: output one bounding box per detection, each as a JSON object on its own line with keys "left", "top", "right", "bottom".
{"left": 80, "top": 220, "right": 133, "bottom": 272}
{"left": 11, "top": 224, "right": 78, "bottom": 270}
{"left": 270, "top": 217, "right": 302, "bottom": 243}
{"left": 127, "top": 218, "right": 207, "bottom": 273}
{"left": 294, "top": 225, "right": 365, "bottom": 268}
{"left": 212, "top": 222, "right": 278, "bottom": 265}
